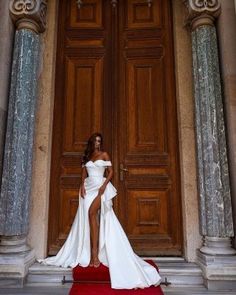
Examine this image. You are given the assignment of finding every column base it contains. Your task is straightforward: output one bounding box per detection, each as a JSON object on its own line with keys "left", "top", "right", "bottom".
{"left": 197, "top": 250, "right": 236, "bottom": 290}
{"left": 0, "top": 235, "right": 31, "bottom": 254}
{"left": 200, "top": 236, "right": 236, "bottom": 255}
{"left": 0, "top": 236, "right": 35, "bottom": 288}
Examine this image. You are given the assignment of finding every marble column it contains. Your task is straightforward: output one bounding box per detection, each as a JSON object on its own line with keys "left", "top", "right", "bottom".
{"left": 183, "top": 0, "right": 236, "bottom": 290}
{"left": 0, "top": 0, "right": 47, "bottom": 287}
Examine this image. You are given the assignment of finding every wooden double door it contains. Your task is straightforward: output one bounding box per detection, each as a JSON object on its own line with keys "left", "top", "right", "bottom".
{"left": 48, "top": 0, "right": 182, "bottom": 256}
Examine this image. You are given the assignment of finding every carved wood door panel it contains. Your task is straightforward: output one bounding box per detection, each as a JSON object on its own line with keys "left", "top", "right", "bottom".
{"left": 48, "top": 0, "right": 113, "bottom": 254}
{"left": 48, "top": 0, "right": 182, "bottom": 256}
{"left": 115, "top": 0, "right": 182, "bottom": 255}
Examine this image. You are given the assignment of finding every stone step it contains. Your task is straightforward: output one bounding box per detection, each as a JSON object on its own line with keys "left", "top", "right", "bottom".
{"left": 151, "top": 258, "right": 204, "bottom": 287}
{"left": 162, "top": 286, "right": 236, "bottom": 295}
{"left": 27, "top": 257, "right": 204, "bottom": 287}
{"left": 1, "top": 285, "right": 236, "bottom": 295}
{"left": 26, "top": 263, "right": 73, "bottom": 286}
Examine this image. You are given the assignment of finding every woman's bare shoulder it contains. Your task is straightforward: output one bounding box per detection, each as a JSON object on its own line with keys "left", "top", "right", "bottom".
{"left": 102, "top": 151, "right": 110, "bottom": 161}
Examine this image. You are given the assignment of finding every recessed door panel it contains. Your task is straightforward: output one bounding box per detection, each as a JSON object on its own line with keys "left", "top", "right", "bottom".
{"left": 48, "top": 0, "right": 182, "bottom": 256}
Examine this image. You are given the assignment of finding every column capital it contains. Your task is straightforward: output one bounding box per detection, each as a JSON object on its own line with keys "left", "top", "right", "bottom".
{"left": 183, "top": 0, "right": 221, "bottom": 30}
{"left": 9, "top": 0, "right": 47, "bottom": 34}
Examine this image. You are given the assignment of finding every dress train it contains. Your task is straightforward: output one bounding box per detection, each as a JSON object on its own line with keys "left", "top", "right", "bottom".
{"left": 38, "top": 160, "right": 161, "bottom": 289}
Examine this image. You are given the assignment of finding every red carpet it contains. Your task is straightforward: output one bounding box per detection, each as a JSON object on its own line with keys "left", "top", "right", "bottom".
{"left": 69, "top": 260, "right": 164, "bottom": 295}
{"left": 73, "top": 263, "right": 110, "bottom": 282}
{"left": 72, "top": 260, "right": 159, "bottom": 282}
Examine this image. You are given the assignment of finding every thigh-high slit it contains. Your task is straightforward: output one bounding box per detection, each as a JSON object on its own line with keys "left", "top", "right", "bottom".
{"left": 88, "top": 194, "right": 101, "bottom": 265}
{"left": 38, "top": 160, "right": 161, "bottom": 289}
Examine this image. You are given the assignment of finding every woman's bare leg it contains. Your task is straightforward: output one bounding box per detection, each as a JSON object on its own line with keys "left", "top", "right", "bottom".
{"left": 88, "top": 195, "right": 101, "bottom": 267}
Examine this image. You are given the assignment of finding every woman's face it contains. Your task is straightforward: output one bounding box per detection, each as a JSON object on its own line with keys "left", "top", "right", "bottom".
{"left": 94, "top": 136, "right": 101, "bottom": 150}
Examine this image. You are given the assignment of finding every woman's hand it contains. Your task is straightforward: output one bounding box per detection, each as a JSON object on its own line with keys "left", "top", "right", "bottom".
{"left": 80, "top": 184, "right": 86, "bottom": 198}
{"left": 98, "top": 184, "right": 106, "bottom": 196}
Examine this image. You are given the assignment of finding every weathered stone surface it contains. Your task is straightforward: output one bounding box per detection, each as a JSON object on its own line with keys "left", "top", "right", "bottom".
{"left": 0, "top": 108, "right": 7, "bottom": 183}
{"left": 191, "top": 25, "right": 234, "bottom": 238}
{"left": 217, "top": 0, "right": 236, "bottom": 249}
{"left": 183, "top": 0, "right": 221, "bottom": 29}
{"left": 9, "top": 0, "right": 47, "bottom": 33}
{"left": 0, "top": 29, "right": 40, "bottom": 236}
{"left": 0, "top": 0, "right": 14, "bottom": 184}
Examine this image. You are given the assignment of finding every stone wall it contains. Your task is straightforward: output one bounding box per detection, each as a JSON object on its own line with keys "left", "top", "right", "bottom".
{"left": 217, "top": 0, "right": 236, "bottom": 247}
{"left": 27, "top": 0, "right": 59, "bottom": 257}
{"left": 172, "top": 0, "right": 202, "bottom": 261}
{"left": 0, "top": 1, "right": 14, "bottom": 182}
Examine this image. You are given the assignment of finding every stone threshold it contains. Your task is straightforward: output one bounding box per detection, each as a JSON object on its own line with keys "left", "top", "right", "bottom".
{"left": 0, "top": 285, "right": 236, "bottom": 295}
{"left": 26, "top": 257, "right": 204, "bottom": 287}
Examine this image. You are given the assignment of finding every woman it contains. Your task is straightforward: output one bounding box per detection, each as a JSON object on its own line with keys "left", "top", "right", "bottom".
{"left": 39, "top": 133, "right": 161, "bottom": 289}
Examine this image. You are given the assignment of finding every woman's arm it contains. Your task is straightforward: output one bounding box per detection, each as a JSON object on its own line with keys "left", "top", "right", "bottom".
{"left": 80, "top": 166, "right": 87, "bottom": 198}
{"left": 103, "top": 166, "right": 113, "bottom": 186}
{"left": 98, "top": 152, "right": 113, "bottom": 195}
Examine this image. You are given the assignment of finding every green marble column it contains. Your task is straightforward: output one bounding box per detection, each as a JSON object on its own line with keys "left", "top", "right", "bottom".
{"left": 0, "top": 28, "right": 40, "bottom": 236}
{"left": 0, "top": 0, "right": 47, "bottom": 287}
{"left": 191, "top": 23, "right": 234, "bottom": 254}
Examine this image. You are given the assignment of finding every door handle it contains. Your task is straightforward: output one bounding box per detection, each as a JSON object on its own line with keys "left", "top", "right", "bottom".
{"left": 120, "top": 163, "right": 128, "bottom": 181}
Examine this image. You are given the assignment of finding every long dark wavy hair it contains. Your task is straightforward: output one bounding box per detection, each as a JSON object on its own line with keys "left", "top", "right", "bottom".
{"left": 82, "top": 133, "right": 103, "bottom": 165}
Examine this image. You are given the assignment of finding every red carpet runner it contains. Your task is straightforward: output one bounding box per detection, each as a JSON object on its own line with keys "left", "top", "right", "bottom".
{"left": 69, "top": 260, "right": 164, "bottom": 295}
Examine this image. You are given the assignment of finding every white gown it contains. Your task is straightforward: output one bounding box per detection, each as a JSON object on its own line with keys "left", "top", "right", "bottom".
{"left": 39, "top": 160, "right": 161, "bottom": 289}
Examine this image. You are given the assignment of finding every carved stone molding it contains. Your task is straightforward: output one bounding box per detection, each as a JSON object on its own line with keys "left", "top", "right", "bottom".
{"left": 183, "top": 0, "right": 221, "bottom": 30}
{"left": 9, "top": 0, "right": 47, "bottom": 33}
